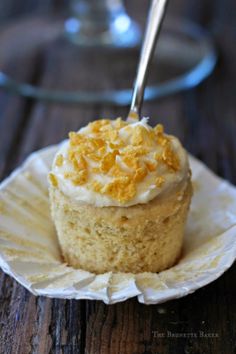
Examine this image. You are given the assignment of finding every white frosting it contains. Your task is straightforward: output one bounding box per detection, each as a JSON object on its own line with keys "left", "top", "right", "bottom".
{"left": 50, "top": 118, "right": 190, "bottom": 207}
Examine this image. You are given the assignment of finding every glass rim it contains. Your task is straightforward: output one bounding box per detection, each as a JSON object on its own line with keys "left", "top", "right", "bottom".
{"left": 0, "top": 17, "right": 217, "bottom": 106}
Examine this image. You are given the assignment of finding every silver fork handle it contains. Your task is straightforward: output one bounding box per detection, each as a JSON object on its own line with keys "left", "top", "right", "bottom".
{"left": 129, "top": 0, "right": 169, "bottom": 118}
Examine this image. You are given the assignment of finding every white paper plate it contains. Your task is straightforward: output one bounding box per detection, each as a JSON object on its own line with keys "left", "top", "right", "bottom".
{"left": 0, "top": 145, "right": 236, "bottom": 304}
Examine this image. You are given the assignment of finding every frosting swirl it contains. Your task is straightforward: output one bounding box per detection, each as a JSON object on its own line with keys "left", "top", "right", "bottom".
{"left": 49, "top": 117, "right": 190, "bottom": 207}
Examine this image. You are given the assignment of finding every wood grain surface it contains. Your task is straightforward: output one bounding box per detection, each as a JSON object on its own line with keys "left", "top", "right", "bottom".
{"left": 0, "top": 0, "right": 236, "bottom": 353}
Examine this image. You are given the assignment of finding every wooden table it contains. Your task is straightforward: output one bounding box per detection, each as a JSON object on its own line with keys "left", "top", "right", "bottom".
{"left": 0, "top": 1, "right": 236, "bottom": 353}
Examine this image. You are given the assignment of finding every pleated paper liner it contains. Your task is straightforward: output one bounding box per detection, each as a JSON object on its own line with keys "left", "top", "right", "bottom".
{"left": 0, "top": 145, "right": 236, "bottom": 304}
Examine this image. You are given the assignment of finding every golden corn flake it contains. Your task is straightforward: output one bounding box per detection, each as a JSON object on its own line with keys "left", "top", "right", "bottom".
{"left": 121, "top": 145, "right": 148, "bottom": 157}
{"left": 91, "top": 138, "right": 105, "bottom": 149}
{"left": 155, "top": 176, "right": 165, "bottom": 188}
{"left": 106, "top": 129, "right": 119, "bottom": 142}
{"left": 102, "top": 177, "right": 136, "bottom": 203}
{"left": 71, "top": 153, "right": 87, "bottom": 171}
{"left": 91, "top": 167, "right": 101, "bottom": 174}
{"left": 162, "top": 145, "right": 180, "bottom": 171}
{"left": 131, "top": 125, "right": 153, "bottom": 147}
{"left": 49, "top": 173, "right": 58, "bottom": 188}
{"left": 153, "top": 152, "right": 162, "bottom": 161}
{"left": 88, "top": 119, "right": 110, "bottom": 133}
{"left": 72, "top": 171, "right": 87, "bottom": 185}
{"left": 109, "top": 139, "right": 125, "bottom": 149}
{"left": 157, "top": 135, "right": 169, "bottom": 147}
{"left": 109, "top": 163, "right": 129, "bottom": 178}
{"left": 133, "top": 166, "right": 148, "bottom": 182}
{"left": 145, "top": 160, "right": 157, "bottom": 172}
{"left": 64, "top": 170, "right": 87, "bottom": 185}
{"left": 90, "top": 181, "right": 103, "bottom": 193}
{"left": 154, "top": 124, "right": 164, "bottom": 135}
{"left": 87, "top": 146, "right": 106, "bottom": 162}
{"left": 86, "top": 153, "right": 100, "bottom": 162}
{"left": 122, "top": 152, "right": 139, "bottom": 170}
{"left": 69, "top": 132, "right": 86, "bottom": 146}
{"left": 55, "top": 154, "right": 64, "bottom": 167}
{"left": 78, "top": 154, "right": 87, "bottom": 169}
{"left": 100, "top": 151, "right": 117, "bottom": 173}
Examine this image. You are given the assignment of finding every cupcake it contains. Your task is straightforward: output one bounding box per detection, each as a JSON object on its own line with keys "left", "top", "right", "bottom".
{"left": 48, "top": 117, "right": 192, "bottom": 274}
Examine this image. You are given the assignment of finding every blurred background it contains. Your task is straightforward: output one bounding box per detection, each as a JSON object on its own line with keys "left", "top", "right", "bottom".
{"left": 0, "top": 0, "right": 219, "bottom": 103}
{"left": 0, "top": 0, "right": 235, "bottom": 180}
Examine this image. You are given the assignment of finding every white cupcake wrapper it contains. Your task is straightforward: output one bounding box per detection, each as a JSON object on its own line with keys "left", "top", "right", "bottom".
{"left": 0, "top": 145, "right": 236, "bottom": 304}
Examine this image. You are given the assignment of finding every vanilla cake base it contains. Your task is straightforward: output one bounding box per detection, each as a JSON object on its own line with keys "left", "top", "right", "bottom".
{"left": 49, "top": 179, "right": 192, "bottom": 274}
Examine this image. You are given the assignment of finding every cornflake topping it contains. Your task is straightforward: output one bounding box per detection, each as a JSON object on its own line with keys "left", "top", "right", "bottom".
{"left": 60, "top": 118, "right": 181, "bottom": 203}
